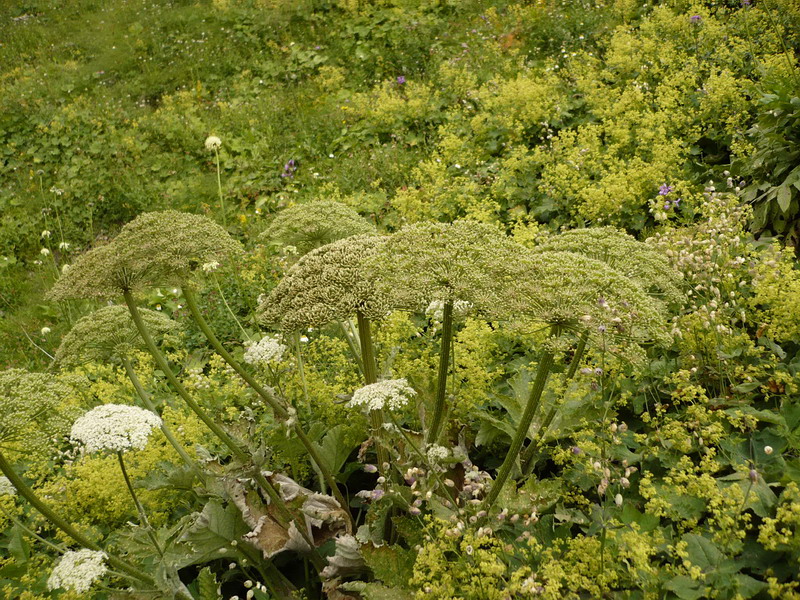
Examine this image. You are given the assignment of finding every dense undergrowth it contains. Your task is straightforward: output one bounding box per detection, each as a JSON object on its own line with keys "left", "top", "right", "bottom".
{"left": 1, "top": 0, "right": 800, "bottom": 599}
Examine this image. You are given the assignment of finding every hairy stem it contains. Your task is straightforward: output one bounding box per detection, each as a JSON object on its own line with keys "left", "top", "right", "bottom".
{"left": 121, "top": 357, "right": 196, "bottom": 469}
{"left": 117, "top": 452, "right": 163, "bottom": 557}
{"left": 182, "top": 288, "right": 352, "bottom": 532}
{"left": 484, "top": 329, "right": 559, "bottom": 509}
{"left": 427, "top": 300, "right": 453, "bottom": 445}
{"left": 0, "top": 450, "right": 154, "bottom": 586}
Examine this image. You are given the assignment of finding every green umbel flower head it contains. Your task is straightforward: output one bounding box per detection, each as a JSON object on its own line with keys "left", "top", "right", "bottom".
{"left": 260, "top": 200, "right": 375, "bottom": 256}
{"left": 48, "top": 211, "right": 243, "bottom": 301}
{"left": 533, "top": 227, "right": 684, "bottom": 306}
{"left": 508, "top": 251, "right": 671, "bottom": 358}
{"left": 258, "top": 234, "right": 388, "bottom": 331}
{"left": 55, "top": 305, "right": 180, "bottom": 368}
{"left": 370, "top": 220, "right": 525, "bottom": 316}
{"left": 0, "top": 370, "right": 86, "bottom": 454}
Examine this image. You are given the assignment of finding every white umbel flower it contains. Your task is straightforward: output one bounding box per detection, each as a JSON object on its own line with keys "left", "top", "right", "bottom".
{"left": 0, "top": 476, "right": 15, "bottom": 497}
{"left": 47, "top": 549, "right": 108, "bottom": 593}
{"left": 348, "top": 379, "right": 416, "bottom": 411}
{"left": 205, "top": 135, "right": 222, "bottom": 151}
{"left": 426, "top": 444, "right": 450, "bottom": 463}
{"left": 243, "top": 336, "right": 287, "bottom": 365}
{"left": 71, "top": 404, "right": 162, "bottom": 453}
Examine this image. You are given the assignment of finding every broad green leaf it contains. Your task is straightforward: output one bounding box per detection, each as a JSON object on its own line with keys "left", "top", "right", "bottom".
{"left": 178, "top": 499, "right": 250, "bottom": 567}
{"left": 665, "top": 575, "right": 704, "bottom": 600}
{"left": 362, "top": 545, "right": 416, "bottom": 589}
{"left": 197, "top": 567, "right": 220, "bottom": 600}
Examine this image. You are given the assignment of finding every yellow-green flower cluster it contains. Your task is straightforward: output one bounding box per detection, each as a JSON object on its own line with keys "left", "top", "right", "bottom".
{"left": 48, "top": 210, "right": 242, "bottom": 301}
{"left": 370, "top": 220, "right": 525, "bottom": 316}
{"left": 260, "top": 200, "right": 375, "bottom": 256}
{"left": 54, "top": 305, "right": 180, "bottom": 368}
{"left": 258, "top": 234, "right": 388, "bottom": 331}
{"left": 507, "top": 251, "right": 671, "bottom": 356}
{"left": 533, "top": 226, "right": 684, "bottom": 307}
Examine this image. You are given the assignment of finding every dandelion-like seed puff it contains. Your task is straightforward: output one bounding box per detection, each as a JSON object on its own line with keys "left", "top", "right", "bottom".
{"left": 260, "top": 200, "right": 375, "bottom": 256}
{"left": 204, "top": 135, "right": 222, "bottom": 151}
{"left": 47, "top": 549, "right": 108, "bottom": 593}
{"left": 70, "top": 404, "right": 162, "bottom": 454}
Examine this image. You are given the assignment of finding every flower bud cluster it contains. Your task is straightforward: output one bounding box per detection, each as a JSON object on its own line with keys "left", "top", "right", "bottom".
{"left": 243, "top": 335, "right": 287, "bottom": 365}
{"left": 347, "top": 378, "right": 416, "bottom": 412}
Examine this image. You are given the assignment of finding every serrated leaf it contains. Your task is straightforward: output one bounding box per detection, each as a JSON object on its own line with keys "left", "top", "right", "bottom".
{"left": 665, "top": 575, "right": 704, "bottom": 600}
{"left": 339, "top": 581, "right": 414, "bottom": 600}
{"left": 362, "top": 545, "right": 416, "bottom": 588}
{"left": 197, "top": 567, "right": 220, "bottom": 600}
{"left": 178, "top": 499, "right": 250, "bottom": 567}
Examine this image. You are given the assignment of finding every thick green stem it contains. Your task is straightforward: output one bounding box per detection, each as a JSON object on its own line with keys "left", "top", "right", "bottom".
{"left": 521, "top": 331, "right": 590, "bottom": 474}
{"left": 0, "top": 503, "right": 67, "bottom": 555}
{"left": 0, "top": 450, "right": 154, "bottom": 586}
{"left": 124, "top": 290, "right": 324, "bottom": 565}
{"left": 356, "top": 312, "right": 388, "bottom": 471}
{"left": 117, "top": 452, "right": 163, "bottom": 557}
{"left": 427, "top": 300, "right": 453, "bottom": 445}
{"left": 121, "top": 357, "right": 195, "bottom": 469}
{"left": 182, "top": 288, "right": 352, "bottom": 531}
{"left": 484, "top": 337, "right": 558, "bottom": 509}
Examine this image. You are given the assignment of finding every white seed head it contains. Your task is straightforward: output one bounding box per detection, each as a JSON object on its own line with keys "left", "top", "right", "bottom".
{"left": 205, "top": 135, "right": 222, "bottom": 151}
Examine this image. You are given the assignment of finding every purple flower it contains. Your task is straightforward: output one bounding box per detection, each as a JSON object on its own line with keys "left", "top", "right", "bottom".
{"left": 664, "top": 201, "right": 672, "bottom": 210}
{"left": 363, "top": 464, "right": 378, "bottom": 473}
{"left": 370, "top": 489, "right": 385, "bottom": 501}
{"left": 280, "top": 159, "right": 298, "bottom": 178}
{"left": 659, "top": 183, "right": 673, "bottom": 196}
{"left": 690, "top": 14, "right": 702, "bottom": 23}
{"left": 741, "top": 0, "right": 751, "bottom": 5}
{"left": 397, "top": 76, "right": 406, "bottom": 84}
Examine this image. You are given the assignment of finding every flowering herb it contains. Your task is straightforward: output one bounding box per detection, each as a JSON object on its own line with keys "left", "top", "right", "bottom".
{"left": 70, "top": 404, "right": 162, "bottom": 453}
{"left": 347, "top": 378, "right": 417, "bottom": 412}
{"left": 47, "top": 549, "right": 108, "bottom": 593}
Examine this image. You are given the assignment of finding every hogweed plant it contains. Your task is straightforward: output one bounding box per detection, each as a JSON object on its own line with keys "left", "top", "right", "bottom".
{"left": 483, "top": 250, "right": 671, "bottom": 508}
{"left": 370, "top": 220, "right": 527, "bottom": 445}
{"left": 258, "top": 234, "right": 390, "bottom": 470}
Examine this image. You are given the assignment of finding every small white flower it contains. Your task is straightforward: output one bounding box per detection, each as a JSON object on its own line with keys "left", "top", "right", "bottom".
{"left": 205, "top": 135, "right": 222, "bottom": 151}
{"left": 58, "top": 241, "right": 70, "bottom": 251}
{"left": 40, "top": 327, "right": 51, "bottom": 336}
{"left": 614, "top": 493, "right": 623, "bottom": 507}
{"left": 47, "top": 549, "right": 108, "bottom": 593}
{"left": 426, "top": 444, "right": 450, "bottom": 463}
{"left": 40, "top": 248, "right": 50, "bottom": 256}
{"left": 49, "top": 186, "right": 64, "bottom": 196}
{"left": 243, "top": 336, "right": 287, "bottom": 365}
{"left": 764, "top": 445, "right": 773, "bottom": 455}
{"left": 41, "top": 230, "right": 52, "bottom": 238}
{"left": 71, "top": 404, "right": 162, "bottom": 453}
{"left": 348, "top": 379, "right": 416, "bottom": 412}
{"left": 202, "top": 260, "right": 220, "bottom": 273}
{"left": 0, "top": 476, "right": 16, "bottom": 497}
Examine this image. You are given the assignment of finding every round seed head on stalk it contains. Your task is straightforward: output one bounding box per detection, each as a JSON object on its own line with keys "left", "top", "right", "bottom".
{"left": 508, "top": 251, "right": 672, "bottom": 361}
{"left": 54, "top": 305, "right": 180, "bottom": 368}
{"left": 0, "top": 370, "right": 87, "bottom": 455}
{"left": 369, "top": 220, "right": 526, "bottom": 317}
{"left": 533, "top": 227, "right": 684, "bottom": 307}
{"left": 47, "top": 211, "right": 243, "bottom": 301}
{"left": 260, "top": 200, "right": 375, "bottom": 256}
{"left": 258, "top": 234, "right": 389, "bottom": 331}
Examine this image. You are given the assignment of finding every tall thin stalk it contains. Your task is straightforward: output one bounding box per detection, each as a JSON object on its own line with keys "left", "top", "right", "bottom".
{"left": 182, "top": 288, "right": 353, "bottom": 531}
{"left": 0, "top": 450, "right": 155, "bottom": 587}
{"left": 483, "top": 326, "right": 560, "bottom": 509}
{"left": 121, "top": 357, "right": 195, "bottom": 469}
{"left": 117, "top": 452, "right": 164, "bottom": 557}
{"left": 427, "top": 300, "right": 454, "bottom": 445}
